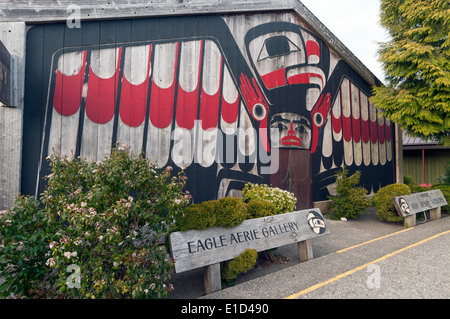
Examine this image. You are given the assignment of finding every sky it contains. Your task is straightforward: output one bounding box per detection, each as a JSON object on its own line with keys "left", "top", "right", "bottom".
{"left": 300, "top": 0, "right": 389, "bottom": 82}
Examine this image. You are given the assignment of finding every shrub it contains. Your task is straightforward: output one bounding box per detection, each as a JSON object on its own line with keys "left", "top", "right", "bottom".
{"left": 327, "top": 167, "right": 370, "bottom": 220}
{"left": 372, "top": 183, "right": 411, "bottom": 223}
{"left": 403, "top": 175, "right": 415, "bottom": 187}
{"left": 0, "top": 196, "right": 54, "bottom": 298}
{"left": 436, "top": 161, "right": 450, "bottom": 185}
{"left": 214, "top": 197, "right": 248, "bottom": 228}
{"left": 410, "top": 184, "right": 429, "bottom": 193}
{"left": 0, "top": 145, "right": 189, "bottom": 299}
{"left": 221, "top": 249, "right": 258, "bottom": 283}
{"left": 175, "top": 197, "right": 247, "bottom": 231}
{"left": 430, "top": 184, "right": 450, "bottom": 213}
{"left": 246, "top": 200, "right": 277, "bottom": 219}
{"left": 175, "top": 202, "right": 216, "bottom": 232}
{"left": 242, "top": 183, "right": 296, "bottom": 214}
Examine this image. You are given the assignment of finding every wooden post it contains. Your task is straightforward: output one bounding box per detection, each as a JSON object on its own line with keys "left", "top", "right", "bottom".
{"left": 430, "top": 207, "right": 441, "bottom": 221}
{"left": 298, "top": 239, "right": 313, "bottom": 263}
{"left": 395, "top": 123, "right": 404, "bottom": 184}
{"left": 404, "top": 214, "right": 416, "bottom": 228}
{"left": 204, "top": 263, "right": 221, "bottom": 295}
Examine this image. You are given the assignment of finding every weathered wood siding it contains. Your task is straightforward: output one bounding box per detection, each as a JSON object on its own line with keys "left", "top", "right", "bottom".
{"left": 403, "top": 149, "right": 450, "bottom": 185}
{"left": 0, "top": 22, "right": 25, "bottom": 210}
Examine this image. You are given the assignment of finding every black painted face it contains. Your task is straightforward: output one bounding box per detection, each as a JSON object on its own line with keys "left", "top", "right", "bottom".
{"left": 270, "top": 112, "right": 311, "bottom": 149}
{"left": 244, "top": 22, "right": 330, "bottom": 151}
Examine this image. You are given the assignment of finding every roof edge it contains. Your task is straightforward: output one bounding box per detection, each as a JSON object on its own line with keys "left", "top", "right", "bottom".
{"left": 0, "top": 0, "right": 382, "bottom": 87}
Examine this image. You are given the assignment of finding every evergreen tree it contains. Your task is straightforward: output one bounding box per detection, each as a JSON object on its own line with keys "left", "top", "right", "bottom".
{"left": 371, "top": 0, "right": 450, "bottom": 145}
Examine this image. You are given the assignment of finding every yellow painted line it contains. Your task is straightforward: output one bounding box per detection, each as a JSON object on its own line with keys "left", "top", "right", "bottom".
{"left": 336, "top": 227, "right": 413, "bottom": 254}
{"left": 285, "top": 229, "right": 450, "bottom": 299}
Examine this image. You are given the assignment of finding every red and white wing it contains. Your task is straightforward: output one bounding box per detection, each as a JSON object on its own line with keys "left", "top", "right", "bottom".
{"left": 49, "top": 50, "right": 86, "bottom": 157}
{"left": 321, "top": 77, "right": 392, "bottom": 170}
{"left": 81, "top": 47, "right": 122, "bottom": 160}
{"left": 47, "top": 40, "right": 255, "bottom": 170}
{"left": 117, "top": 44, "right": 152, "bottom": 155}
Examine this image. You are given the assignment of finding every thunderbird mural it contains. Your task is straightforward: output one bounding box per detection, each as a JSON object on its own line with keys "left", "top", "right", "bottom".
{"left": 22, "top": 13, "right": 394, "bottom": 208}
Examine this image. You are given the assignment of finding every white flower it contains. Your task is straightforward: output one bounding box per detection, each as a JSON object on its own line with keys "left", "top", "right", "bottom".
{"left": 64, "top": 251, "right": 77, "bottom": 259}
{"left": 46, "top": 257, "right": 56, "bottom": 267}
{"left": 60, "top": 236, "right": 70, "bottom": 244}
{"left": 49, "top": 241, "right": 58, "bottom": 249}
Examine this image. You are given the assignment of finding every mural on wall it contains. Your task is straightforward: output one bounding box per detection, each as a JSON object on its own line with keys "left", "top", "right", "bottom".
{"left": 22, "top": 13, "right": 394, "bottom": 208}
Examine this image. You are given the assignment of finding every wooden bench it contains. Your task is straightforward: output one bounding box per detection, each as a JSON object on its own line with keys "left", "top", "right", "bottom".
{"left": 169, "top": 208, "right": 329, "bottom": 294}
{"left": 393, "top": 189, "right": 448, "bottom": 227}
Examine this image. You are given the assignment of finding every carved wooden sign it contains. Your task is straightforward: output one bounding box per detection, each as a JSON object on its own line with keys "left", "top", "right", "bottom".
{"left": 169, "top": 208, "right": 328, "bottom": 273}
{"left": 393, "top": 189, "right": 447, "bottom": 217}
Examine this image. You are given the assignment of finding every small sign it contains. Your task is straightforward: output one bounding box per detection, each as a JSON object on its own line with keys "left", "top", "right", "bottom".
{"left": 169, "top": 208, "right": 328, "bottom": 273}
{"left": 393, "top": 189, "right": 447, "bottom": 217}
{"left": 0, "top": 40, "right": 11, "bottom": 106}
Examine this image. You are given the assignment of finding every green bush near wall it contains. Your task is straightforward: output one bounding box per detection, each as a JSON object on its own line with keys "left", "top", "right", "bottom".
{"left": 246, "top": 200, "right": 277, "bottom": 219}
{"left": 373, "top": 183, "right": 411, "bottom": 223}
{"left": 327, "top": 167, "right": 370, "bottom": 220}
{"left": 175, "top": 197, "right": 248, "bottom": 231}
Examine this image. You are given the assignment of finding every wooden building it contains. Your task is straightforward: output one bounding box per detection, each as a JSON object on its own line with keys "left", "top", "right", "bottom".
{"left": 0, "top": 0, "right": 397, "bottom": 210}
{"left": 403, "top": 133, "right": 450, "bottom": 185}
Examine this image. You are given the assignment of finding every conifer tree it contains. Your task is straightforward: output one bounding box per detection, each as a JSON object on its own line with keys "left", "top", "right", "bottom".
{"left": 371, "top": 0, "right": 450, "bottom": 145}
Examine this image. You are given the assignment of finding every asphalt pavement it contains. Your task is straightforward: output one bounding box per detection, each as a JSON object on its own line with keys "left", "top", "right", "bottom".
{"left": 166, "top": 207, "right": 450, "bottom": 299}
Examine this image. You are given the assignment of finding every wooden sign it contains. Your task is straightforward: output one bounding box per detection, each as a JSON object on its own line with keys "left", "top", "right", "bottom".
{"left": 169, "top": 208, "right": 328, "bottom": 273}
{"left": 393, "top": 189, "right": 447, "bottom": 217}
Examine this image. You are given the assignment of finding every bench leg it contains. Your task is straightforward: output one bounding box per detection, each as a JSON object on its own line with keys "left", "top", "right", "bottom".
{"left": 204, "top": 263, "right": 221, "bottom": 295}
{"left": 298, "top": 239, "right": 313, "bottom": 263}
{"left": 430, "top": 207, "right": 441, "bottom": 221}
{"left": 404, "top": 214, "right": 416, "bottom": 228}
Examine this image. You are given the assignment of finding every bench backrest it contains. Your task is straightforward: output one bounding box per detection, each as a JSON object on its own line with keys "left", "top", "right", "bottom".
{"left": 393, "top": 189, "right": 447, "bottom": 217}
{"left": 169, "top": 208, "right": 328, "bottom": 273}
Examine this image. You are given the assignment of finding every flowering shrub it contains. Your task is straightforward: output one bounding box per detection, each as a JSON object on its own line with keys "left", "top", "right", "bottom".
{"left": 0, "top": 145, "right": 190, "bottom": 299}
{"left": 241, "top": 183, "right": 297, "bottom": 215}
{"left": 419, "top": 183, "right": 432, "bottom": 189}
